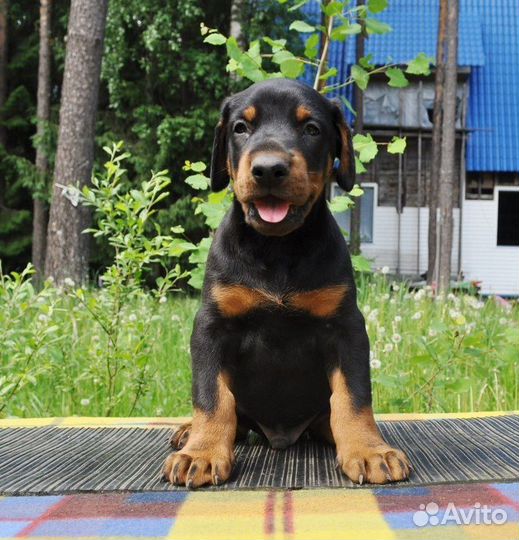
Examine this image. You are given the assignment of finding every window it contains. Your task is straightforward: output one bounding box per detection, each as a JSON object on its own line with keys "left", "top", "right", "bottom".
{"left": 466, "top": 172, "right": 519, "bottom": 200}
{"left": 331, "top": 183, "right": 375, "bottom": 243}
{"left": 363, "top": 81, "right": 464, "bottom": 129}
{"left": 466, "top": 173, "right": 495, "bottom": 200}
{"left": 497, "top": 190, "right": 519, "bottom": 246}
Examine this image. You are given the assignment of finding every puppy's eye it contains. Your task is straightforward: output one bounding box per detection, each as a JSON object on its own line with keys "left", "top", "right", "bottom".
{"left": 304, "top": 123, "right": 320, "bottom": 136}
{"left": 234, "top": 121, "right": 249, "bottom": 134}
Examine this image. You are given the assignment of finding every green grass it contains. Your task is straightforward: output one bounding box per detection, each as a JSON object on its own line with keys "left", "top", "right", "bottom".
{"left": 1, "top": 273, "right": 518, "bottom": 418}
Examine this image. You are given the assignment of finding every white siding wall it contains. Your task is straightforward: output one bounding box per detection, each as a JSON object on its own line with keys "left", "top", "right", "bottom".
{"left": 361, "top": 188, "right": 519, "bottom": 295}
{"left": 361, "top": 207, "right": 460, "bottom": 275}
{"left": 461, "top": 187, "right": 519, "bottom": 296}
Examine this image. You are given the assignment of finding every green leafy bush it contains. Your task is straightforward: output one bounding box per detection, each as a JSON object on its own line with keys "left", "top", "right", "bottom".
{"left": 0, "top": 143, "right": 194, "bottom": 416}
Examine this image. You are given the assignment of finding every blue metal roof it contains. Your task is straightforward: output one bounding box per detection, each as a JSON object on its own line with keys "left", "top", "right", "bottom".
{"left": 465, "top": 0, "right": 519, "bottom": 171}
{"left": 301, "top": 0, "right": 519, "bottom": 171}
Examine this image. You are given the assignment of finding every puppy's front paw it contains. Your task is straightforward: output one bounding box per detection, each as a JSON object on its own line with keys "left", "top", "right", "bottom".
{"left": 162, "top": 447, "right": 234, "bottom": 488}
{"left": 338, "top": 444, "right": 411, "bottom": 485}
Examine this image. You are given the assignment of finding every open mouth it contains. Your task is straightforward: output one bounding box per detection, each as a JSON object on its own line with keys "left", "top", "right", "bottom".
{"left": 253, "top": 195, "right": 291, "bottom": 224}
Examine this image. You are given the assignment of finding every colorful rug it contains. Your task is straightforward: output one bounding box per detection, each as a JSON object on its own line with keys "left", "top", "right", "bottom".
{"left": 1, "top": 482, "right": 517, "bottom": 539}
{"left": 0, "top": 413, "right": 518, "bottom": 493}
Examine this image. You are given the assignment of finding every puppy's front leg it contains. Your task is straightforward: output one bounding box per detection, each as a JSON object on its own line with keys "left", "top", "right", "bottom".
{"left": 329, "top": 312, "right": 411, "bottom": 484}
{"left": 163, "top": 311, "right": 237, "bottom": 488}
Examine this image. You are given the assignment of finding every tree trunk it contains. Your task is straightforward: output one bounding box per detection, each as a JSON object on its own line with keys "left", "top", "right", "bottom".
{"left": 32, "top": 0, "right": 52, "bottom": 281}
{"left": 437, "top": 0, "right": 458, "bottom": 294}
{"left": 229, "top": 0, "right": 245, "bottom": 48}
{"left": 45, "top": 0, "right": 108, "bottom": 285}
{"left": 427, "top": 0, "right": 448, "bottom": 286}
{"left": 350, "top": 0, "right": 365, "bottom": 255}
{"left": 0, "top": 0, "right": 8, "bottom": 207}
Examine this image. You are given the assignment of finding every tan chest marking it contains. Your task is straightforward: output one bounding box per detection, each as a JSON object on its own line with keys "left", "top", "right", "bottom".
{"left": 211, "top": 283, "right": 347, "bottom": 318}
{"left": 288, "top": 285, "right": 348, "bottom": 317}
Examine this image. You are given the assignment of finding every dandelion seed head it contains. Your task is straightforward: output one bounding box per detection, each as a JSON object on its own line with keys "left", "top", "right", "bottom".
{"left": 392, "top": 333, "right": 402, "bottom": 343}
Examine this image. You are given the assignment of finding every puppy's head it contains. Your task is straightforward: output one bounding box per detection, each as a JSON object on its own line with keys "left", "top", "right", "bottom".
{"left": 210, "top": 79, "right": 355, "bottom": 236}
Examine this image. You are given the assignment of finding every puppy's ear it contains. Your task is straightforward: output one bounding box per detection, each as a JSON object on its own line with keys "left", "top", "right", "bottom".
{"left": 331, "top": 100, "right": 356, "bottom": 192}
{"left": 210, "top": 98, "right": 231, "bottom": 192}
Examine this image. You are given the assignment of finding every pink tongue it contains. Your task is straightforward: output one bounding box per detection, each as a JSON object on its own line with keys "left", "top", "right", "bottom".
{"left": 255, "top": 198, "right": 290, "bottom": 223}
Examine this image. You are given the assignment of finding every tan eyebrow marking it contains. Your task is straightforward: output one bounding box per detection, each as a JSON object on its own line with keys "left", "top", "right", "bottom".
{"left": 296, "top": 105, "right": 312, "bottom": 122}
{"left": 243, "top": 106, "right": 257, "bottom": 122}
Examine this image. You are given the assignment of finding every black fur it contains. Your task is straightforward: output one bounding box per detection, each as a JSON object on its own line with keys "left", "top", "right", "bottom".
{"left": 193, "top": 79, "right": 371, "bottom": 442}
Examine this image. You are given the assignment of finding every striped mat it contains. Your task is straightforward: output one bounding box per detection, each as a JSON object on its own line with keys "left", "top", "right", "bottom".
{"left": 0, "top": 413, "right": 518, "bottom": 494}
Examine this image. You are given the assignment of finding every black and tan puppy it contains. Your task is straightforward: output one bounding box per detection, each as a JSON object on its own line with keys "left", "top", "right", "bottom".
{"left": 163, "top": 79, "right": 411, "bottom": 488}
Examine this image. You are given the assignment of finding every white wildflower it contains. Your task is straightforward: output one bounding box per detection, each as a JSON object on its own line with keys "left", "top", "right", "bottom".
{"left": 367, "top": 309, "right": 379, "bottom": 322}
{"left": 499, "top": 317, "right": 508, "bottom": 325}
{"left": 414, "top": 289, "right": 425, "bottom": 300}
{"left": 428, "top": 328, "right": 437, "bottom": 337}
{"left": 159, "top": 296, "right": 167, "bottom": 304}
{"left": 171, "top": 314, "right": 181, "bottom": 322}
{"left": 392, "top": 284, "right": 400, "bottom": 292}
{"left": 382, "top": 293, "right": 390, "bottom": 301}
{"left": 412, "top": 311, "right": 423, "bottom": 320}
{"left": 394, "top": 315, "right": 402, "bottom": 323}
{"left": 383, "top": 343, "right": 394, "bottom": 353}
{"left": 370, "top": 358, "right": 382, "bottom": 369}
{"left": 392, "top": 333, "right": 402, "bottom": 344}
{"left": 378, "top": 326, "right": 386, "bottom": 335}
{"left": 128, "top": 313, "right": 137, "bottom": 322}
{"left": 63, "top": 277, "right": 75, "bottom": 288}
{"left": 38, "top": 313, "right": 48, "bottom": 322}
{"left": 381, "top": 266, "right": 390, "bottom": 275}
{"left": 80, "top": 398, "right": 90, "bottom": 407}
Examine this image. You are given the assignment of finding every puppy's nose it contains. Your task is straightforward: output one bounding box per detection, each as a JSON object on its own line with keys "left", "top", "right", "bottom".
{"left": 251, "top": 155, "right": 289, "bottom": 186}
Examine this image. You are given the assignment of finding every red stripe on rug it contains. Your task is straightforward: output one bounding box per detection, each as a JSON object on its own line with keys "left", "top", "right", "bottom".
{"left": 264, "top": 491, "right": 276, "bottom": 536}
{"left": 16, "top": 496, "right": 70, "bottom": 537}
{"left": 283, "top": 491, "right": 294, "bottom": 535}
